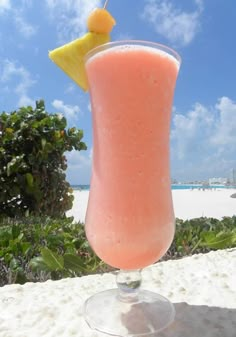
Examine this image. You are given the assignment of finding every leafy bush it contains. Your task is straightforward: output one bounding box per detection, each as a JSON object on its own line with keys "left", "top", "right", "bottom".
{"left": 0, "top": 216, "right": 235, "bottom": 286}
{"left": 0, "top": 217, "right": 103, "bottom": 286}
{"left": 164, "top": 216, "right": 236, "bottom": 260}
{"left": 0, "top": 100, "right": 87, "bottom": 218}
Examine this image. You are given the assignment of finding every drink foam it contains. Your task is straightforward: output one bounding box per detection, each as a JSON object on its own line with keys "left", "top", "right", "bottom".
{"left": 86, "top": 42, "right": 181, "bottom": 70}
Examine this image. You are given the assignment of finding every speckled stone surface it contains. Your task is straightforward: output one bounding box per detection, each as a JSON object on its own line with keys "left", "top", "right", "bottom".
{"left": 0, "top": 249, "right": 235, "bottom": 337}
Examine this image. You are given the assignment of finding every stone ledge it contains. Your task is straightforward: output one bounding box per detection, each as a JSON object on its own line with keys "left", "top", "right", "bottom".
{"left": 0, "top": 249, "right": 235, "bottom": 337}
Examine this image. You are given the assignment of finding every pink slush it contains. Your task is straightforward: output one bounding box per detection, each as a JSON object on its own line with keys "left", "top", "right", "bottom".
{"left": 85, "top": 43, "right": 180, "bottom": 269}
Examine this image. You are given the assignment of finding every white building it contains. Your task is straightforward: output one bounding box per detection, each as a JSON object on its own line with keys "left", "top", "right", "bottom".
{"left": 229, "top": 168, "right": 236, "bottom": 185}
{"left": 209, "top": 177, "right": 227, "bottom": 185}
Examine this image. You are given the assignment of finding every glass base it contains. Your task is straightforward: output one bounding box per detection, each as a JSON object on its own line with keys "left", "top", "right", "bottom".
{"left": 84, "top": 289, "right": 175, "bottom": 336}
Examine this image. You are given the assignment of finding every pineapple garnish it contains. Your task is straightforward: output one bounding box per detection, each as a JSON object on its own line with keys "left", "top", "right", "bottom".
{"left": 49, "top": 4, "right": 116, "bottom": 91}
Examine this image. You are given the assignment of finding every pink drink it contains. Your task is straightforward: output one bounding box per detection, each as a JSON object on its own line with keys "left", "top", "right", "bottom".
{"left": 85, "top": 43, "right": 180, "bottom": 270}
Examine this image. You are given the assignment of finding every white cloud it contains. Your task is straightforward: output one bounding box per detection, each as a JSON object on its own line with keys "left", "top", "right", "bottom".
{"left": 171, "top": 102, "right": 214, "bottom": 159}
{"left": 211, "top": 97, "right": 236, "bottom": 146}
{"left": 66, "top": 149, "right": 92, "bottom": 184}
{"left": 64, "top": 83, "right": 76, "bottom": 94}
{"left": 44, "top": 0, "right": 102, "bottom": 43}
{"left": 51, "top": 99, "right": 81, "bottom": 124}
{"left": 142, "top": 0, "right": 203, "bottom": 47}
{"left": 0, "top": 0, "right": 11, "bottom": 14}
{"left": 66, "top": 149, "right": 91, "bottom": 169}
{"left": 171, "top": 96, "right": 236, "bottom": 180}
{"left": 195, "top": 0, "right": 204, "bottom": 11}
{"left": 18, "top": 94, "right": 35, "bottom": 107}
{"left": 14, "top": 14, "right": 37, "bottom": 38}
{"left": 0, "top": 59, "right": 36, "bottom": 107}
{"left": 0, "top": 1, "right": 37, "bottom": 38}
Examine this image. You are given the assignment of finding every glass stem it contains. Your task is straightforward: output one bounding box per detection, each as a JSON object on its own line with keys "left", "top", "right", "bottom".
{"left": 116, "top": 269, "right": 142, "bottom": 303}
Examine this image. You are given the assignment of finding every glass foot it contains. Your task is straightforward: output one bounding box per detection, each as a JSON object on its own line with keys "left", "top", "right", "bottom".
{"left": 84, "top": 289, "right": 175, "bottom": 336}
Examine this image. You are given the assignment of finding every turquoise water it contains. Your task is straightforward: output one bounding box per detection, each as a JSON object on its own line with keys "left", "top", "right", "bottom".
{"left": 72, "top": 185, "right": 90, "bottom": 191}
{"left": 171, "top": 184, "right": 226, "bottom": 190}
{"left": 71, "top": 184, "right": 233, "bottom": 191}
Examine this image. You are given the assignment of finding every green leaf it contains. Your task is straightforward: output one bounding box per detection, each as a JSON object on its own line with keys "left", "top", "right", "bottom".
{"left": 7, "top": 161, "right": 12, "bottom": 177}
{"left": 21, "top": 242, "right": 32, "bottom": 255}
{"left": 17, "top": 233, "right": 24, "bottom": 241}
{"left": 200, "top": 231, "right": 236, "bottom": 249}
{"left": 41, "top": 138, "right": 46, "bottom": 149}
{"left": 11, "top": 224, "right": 21, "bottom": 240}
{"left": 4, "top": 253, "right": 13, "bottom": 263}
{"left": 29, "top": 256, "right": 50, "bottom": 272}
{"left": 9, "top": 258, "right": 20, "bottom": 271}
{"left": 14, "top": 268, "right": 28, "bottom": 285}
{"left": 25, "top": 173, "right": 34, "bottom": 187}
{"left": 41, "top": 247, "right": 64, "bottom": 271}
{"left": 64, "top": 253, "right": 87, "bottom": 273}
{"left": 6, "top": 127, "right": 13, "bottom": 134}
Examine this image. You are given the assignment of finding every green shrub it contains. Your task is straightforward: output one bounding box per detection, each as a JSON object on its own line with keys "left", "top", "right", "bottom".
{"left": 164, "top": 216, "right": 236, "bottom": 260}
{"left": 0, "top": 217, "right": 103, "bottom": 286}
{"left": 0, "top": 216, "right": 235, "bottom": 286}
{"left": 0, "top": 100, "right": 87, "bottom": 218}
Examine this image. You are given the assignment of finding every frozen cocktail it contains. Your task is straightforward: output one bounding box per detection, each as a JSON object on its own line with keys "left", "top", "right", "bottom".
{"left": 49, "top": 4, "right": 181, "bottom": 335}
{"left": 83, "top": 41, "right": 181, "bottom": 336}
{"left": 85, "top": 42, "right": 180, "bottom": 270}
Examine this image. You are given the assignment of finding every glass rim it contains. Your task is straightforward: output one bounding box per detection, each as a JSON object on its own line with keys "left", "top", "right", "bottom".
{"left": 85, "top": 39, "right": 181, "bottom": 66}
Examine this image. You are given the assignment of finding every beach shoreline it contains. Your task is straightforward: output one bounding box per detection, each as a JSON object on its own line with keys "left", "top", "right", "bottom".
{"left": 67, "top": 188, "right": 236, "bottom": 223}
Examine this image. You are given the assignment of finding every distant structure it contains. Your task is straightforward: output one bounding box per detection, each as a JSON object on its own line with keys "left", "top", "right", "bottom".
{"left": 209, "top": 169, "right": 236, "bottom": 186}
{"left": 229, "top": 168, "right": 236, "bottom": 185}
{"left": 208, "top": 177, "right": 227, "bottom": 185}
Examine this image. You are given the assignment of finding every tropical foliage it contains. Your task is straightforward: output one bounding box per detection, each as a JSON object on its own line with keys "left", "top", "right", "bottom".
{"left": 164, "top": 216, "right": 236, "bottom": 260}
{"left": 0, "top": 216, "right": 235, "bottom": 286}
{"left": 0, "top": 100, "right": 87, "bottom": 218}
{"left": 0, "top": 217, "right": 102, "bottom": 286}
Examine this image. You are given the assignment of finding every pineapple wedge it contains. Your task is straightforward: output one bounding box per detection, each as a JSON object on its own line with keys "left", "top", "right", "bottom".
{"left": 49, "top": 32, "right": 110, "bottom": 91}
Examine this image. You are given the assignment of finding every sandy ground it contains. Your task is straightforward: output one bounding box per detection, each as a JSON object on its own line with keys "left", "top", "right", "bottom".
{"left": 66, "top": 188, "right": 236, "bottom": 223}
{"left": 0, "top": 249, "right": 235, "bottom": 336}
{"left": 1, "top": 191, "right": 235, "bottom": 336}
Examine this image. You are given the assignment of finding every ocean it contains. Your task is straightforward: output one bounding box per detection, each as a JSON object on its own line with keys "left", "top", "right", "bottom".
{"left": 71, "top": 184, "right": 232, "bottom": 191}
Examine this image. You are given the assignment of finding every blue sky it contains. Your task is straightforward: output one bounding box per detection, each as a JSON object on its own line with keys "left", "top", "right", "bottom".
{"left": 0, "top": 0, "right": 236, "bottom": 184}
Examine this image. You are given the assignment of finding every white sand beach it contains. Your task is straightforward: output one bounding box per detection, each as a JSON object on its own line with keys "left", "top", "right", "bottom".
{"left": 67, "top": 188, "right": 236, "bottom": 223}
